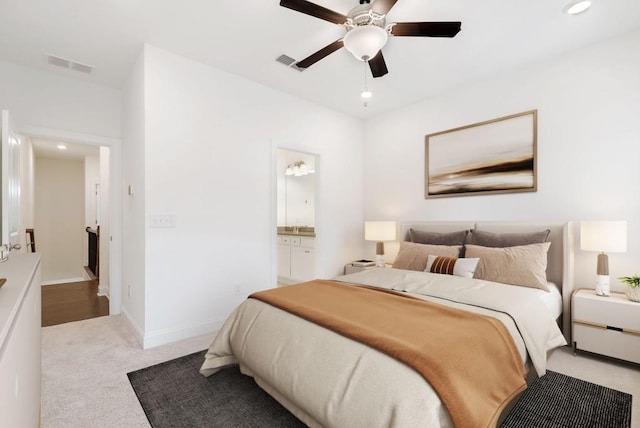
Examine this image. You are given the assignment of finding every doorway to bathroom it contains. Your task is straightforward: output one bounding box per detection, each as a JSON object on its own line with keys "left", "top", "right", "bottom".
{"left": 276, "top": 149, "right": 317, "bottom": 285}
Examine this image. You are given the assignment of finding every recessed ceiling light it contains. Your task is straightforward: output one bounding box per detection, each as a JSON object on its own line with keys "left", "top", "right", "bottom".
{"left": 564, "top": 0, "right": 591, "bottom": 15}
{"left": 57, "top": 144, "right": 67, "bottom": 150}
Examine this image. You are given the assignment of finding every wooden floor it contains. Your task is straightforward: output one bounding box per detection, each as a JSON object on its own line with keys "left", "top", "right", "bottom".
{"left": 41, "top": 280, "right": 109, "bottom": 327}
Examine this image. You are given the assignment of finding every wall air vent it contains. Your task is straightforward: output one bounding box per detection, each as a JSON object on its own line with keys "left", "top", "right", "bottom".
{"left": 45, "top": 54, "right": 94, "bottom": 75}
{"left": 275, "top": 54, "right": 304, "bottom": 72}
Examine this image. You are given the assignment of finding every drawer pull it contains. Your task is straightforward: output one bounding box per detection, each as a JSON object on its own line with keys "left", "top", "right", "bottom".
{"left": 606, "top": 326, "right": 623, "bottom": 332}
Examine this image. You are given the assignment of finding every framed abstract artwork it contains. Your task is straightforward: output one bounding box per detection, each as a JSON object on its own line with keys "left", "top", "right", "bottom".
{"left": 425, "top": 110, "right": 537, "bottom": 199}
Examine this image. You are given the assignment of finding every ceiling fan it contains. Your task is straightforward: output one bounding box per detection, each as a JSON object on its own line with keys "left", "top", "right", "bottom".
{"left": 280, "top": 0, "right": 462, "bottom": 78}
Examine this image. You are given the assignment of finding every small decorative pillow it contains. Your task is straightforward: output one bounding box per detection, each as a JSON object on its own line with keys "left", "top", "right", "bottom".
{"left": 465, "top": 242, "right": 551, "bottom": 291}
{"left": 392, "top": 242, "right": 462, "bottom": 271}
{"left": 425, "top": 255, "right": 479, "bottom": 278}
{"left": 409, "top": 229, "right": 469, "bottom": 246}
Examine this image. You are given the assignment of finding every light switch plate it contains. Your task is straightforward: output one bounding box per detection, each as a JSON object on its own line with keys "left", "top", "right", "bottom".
{"left": 150, "top": 214, "right": 176, "bottom": 228}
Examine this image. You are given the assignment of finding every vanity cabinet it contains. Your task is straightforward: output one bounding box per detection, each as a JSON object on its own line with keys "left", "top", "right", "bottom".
{"left": 277, "top": 236, "right": 292, "bottom": 280}
{"left": 278, "top": 235, "right": 315, "bottom": 283}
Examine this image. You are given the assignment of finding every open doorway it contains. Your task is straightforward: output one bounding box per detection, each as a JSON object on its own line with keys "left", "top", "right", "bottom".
{"left": 276, "top": 148, "right": 318, "bottom": 286}
{"left": 31, "top": 138, "right": 111, "bottom": 325}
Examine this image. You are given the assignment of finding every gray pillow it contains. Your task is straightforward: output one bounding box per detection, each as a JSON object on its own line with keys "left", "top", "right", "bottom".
{"left": 469, "top": 229, "right": 550, "bottom": 248}
{"left": 409, "top": 229, "right": 469, "bottom": 246}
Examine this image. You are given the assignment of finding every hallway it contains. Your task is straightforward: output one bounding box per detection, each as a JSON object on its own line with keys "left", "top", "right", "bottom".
{"left": 41, "top": 280, "right": 109, "bottom": 327}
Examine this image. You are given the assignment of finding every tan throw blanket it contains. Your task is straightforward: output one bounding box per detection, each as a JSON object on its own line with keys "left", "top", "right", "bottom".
{"left": 250, "top": 280, "right": 526, "bottom": 428}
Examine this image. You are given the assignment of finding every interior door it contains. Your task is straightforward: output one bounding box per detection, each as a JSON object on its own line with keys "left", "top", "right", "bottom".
{"left": 1, "top": 110, "right": 22, "bottom": 248}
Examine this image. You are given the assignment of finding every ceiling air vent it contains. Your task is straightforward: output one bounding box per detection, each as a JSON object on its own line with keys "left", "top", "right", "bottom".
{"left": 275, "top": 54, "right": 304, "bottom": 72}
{"left": 45, "top": 54, "right": 94, "bottom": 75}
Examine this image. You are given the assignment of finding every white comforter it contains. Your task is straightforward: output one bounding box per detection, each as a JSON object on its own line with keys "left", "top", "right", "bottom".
{"left": 201, "top": 269, "right": 566, "bottom": 428}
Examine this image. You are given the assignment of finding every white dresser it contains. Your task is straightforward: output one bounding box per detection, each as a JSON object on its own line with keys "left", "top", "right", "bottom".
{"left": 0, "top": 253, "right": 42, "bottom": 428}
{"left": 572, "top": 288, "right": 640, "bottom": 364}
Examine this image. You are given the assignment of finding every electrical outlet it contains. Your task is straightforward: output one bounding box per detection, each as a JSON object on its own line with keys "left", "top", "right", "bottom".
{"left": 150, "top": 214, "right": 177, "bottom": 228}
{"left": 128, "top": 284, "right": 132, "bottom": 297}
{"left": 234, "top": 284, "right": 241, "bottom": 295}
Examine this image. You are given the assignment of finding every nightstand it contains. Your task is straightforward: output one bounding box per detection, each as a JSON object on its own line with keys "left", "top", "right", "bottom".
{"left": 344, "top": 262, "right": 391, "bottom": 275}
{"left": 572, "top": 288, "right": 640, "bottom": 364}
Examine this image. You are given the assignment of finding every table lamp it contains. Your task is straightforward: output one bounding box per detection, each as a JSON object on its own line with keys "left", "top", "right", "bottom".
{"left": 580, "top": 221, "right": 627, "bottom": 296}
{"left": 365, "top": 221, "right": 397, "bottom": 268}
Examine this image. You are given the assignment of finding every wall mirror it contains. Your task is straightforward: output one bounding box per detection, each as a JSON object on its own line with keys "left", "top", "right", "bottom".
{"left": 276, "top": 149, "right": 316, "bottom": 229}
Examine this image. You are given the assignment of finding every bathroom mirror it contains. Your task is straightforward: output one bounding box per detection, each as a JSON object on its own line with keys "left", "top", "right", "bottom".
{"left": 276, "top": 149, "right": 316, "bottom": 228}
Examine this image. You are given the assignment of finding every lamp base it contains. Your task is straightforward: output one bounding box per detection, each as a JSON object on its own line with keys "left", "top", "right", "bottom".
{"left": 595, "top": 275, "right": 610, "bottom": 297}
{"left": 375, "top": 241, "right": 385, "bottom": 267}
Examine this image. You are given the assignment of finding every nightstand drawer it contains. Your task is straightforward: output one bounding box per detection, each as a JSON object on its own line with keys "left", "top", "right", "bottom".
{"left": 573, "top": 323, "right": 640, "bottom": 364}
{"left": 573, "top": 291, "right": 640, "bottom": 332}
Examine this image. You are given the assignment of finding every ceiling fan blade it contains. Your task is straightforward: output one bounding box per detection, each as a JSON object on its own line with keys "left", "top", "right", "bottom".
{"left": 372, "top": 0, "right": 399, "bottom": 15}
{"left": 279, "top": 0, "right": 347, "bottom": 25}
{"left": 390, "top": 22, "right": 462, "bottom": 38}
{"left": 368, "top": 52, "right": 389, "bottom": 78}
{"left": 296, "top": 39, "right": 344, "bottom": 69}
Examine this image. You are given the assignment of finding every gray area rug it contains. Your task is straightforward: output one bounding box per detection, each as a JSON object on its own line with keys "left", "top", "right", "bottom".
{"left": 129, "top": 351, "right": 632, "bottom": 428}
{"left": 128, "top": 350, "right": 304, "bottom": 428}
{"left": 501, "top": 370, "right": 632, "bottom": 428}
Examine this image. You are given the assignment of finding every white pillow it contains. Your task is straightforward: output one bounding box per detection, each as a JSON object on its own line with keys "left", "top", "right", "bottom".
{"left": 425, "top": 255, "right": 480, "bottom": 279}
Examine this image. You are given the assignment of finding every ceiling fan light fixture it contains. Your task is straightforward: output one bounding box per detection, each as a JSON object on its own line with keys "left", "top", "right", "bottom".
{"left": 343, "top": 25, "right": 388, "bottom": 61}
{"left": 564, "top": 0, "right": 591, "bottom": 15}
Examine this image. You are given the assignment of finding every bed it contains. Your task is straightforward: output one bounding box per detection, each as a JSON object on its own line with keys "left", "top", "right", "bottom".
{"left": 201, "top": 221, "right": 573, "bottom": 427}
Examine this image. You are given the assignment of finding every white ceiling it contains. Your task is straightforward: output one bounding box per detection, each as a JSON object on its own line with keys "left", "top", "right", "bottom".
{"left": 32, "top": 138, "right": 99, "bottom": 160}
{"left": 1, "top": 0, "right": 639, "bottom": 118}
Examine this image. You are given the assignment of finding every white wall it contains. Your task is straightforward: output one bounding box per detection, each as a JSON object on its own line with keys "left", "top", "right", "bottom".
{"left": 19, "top": 137, "right": 35, "bottom": 251}
{"left": 121, "top": 44, "right": 364, "bottom": 347}
{"left": 363, "top": 30, "right": 640, "bottom": 291}
{"left": 99, "top": 146, "right": 111, "bottom": 296}
{"left": 34, "top": 156, "right": 85, "bottom": 283}
{"left": 0, "top": 61, "right": 121, "bottom": 139}
{"left": 121, "top": 51, "right": 147, "bottom": 337}
{"left": 84, "top": 155, "right": 100, "bottom": 231}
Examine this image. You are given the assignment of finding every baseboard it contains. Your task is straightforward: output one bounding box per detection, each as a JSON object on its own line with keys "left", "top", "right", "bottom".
{"left": 41, "top": 277, "right": 86, "bottom": 286}
{"left": 97, "top": 285, "right": 109, "bottom": 297}
{"left": 120, "top": 306, "right": 221, "bottom": 349}
{"left": 142, "top": 319, "right": 222, "bottom": 349}
{"left": 120, "top": 306, "right": 144, "bottom": 347}
{"left": 83, "top": 266, "right": 97, "bottom": 280}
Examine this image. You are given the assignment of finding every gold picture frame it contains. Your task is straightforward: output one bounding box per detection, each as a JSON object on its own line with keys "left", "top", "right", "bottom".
{"left": 425, "top": 110, "right": 537, "bottom": 199}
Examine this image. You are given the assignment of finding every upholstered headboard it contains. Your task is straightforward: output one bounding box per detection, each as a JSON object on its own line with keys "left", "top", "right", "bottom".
{"left": 400, "top": 221, "right": 574, "bottom": 340}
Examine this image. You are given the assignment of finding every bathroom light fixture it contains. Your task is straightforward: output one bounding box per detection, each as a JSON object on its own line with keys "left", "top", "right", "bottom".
{"left": 564, "top": 0, "right": 591, "bottom": 15}
{"left": 285, "top": 161, "right": 315, "bottom": 177}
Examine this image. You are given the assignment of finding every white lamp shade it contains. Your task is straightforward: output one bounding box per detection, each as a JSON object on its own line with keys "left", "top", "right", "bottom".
{"left": 365, "top": 221, "right": 396, "bottom": 242}
{"left": 580, "top": 221, "right": 627, "bottom": 252}
{"left": 343, "top": 25, "right": 388, "bottom": 61}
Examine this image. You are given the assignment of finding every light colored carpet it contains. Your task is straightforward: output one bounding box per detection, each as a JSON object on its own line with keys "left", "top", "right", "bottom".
{"left": 42, "top": 315, "right": 639, "bottom": 428}
{"left": 41, "top": 315, "right": 213, "bottom": 428}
